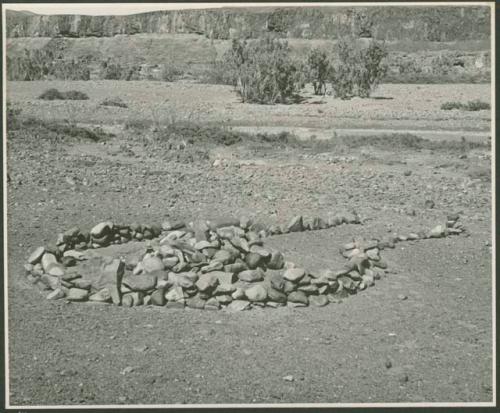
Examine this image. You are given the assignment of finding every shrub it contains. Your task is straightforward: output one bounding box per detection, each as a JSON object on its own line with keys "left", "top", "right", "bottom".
{"left": 101, "top": 97, "right": 128, "bottom": 108}
{"left": 161, "top": 64, "right": 185, "bottom": 82}
{"left": 38, "top": 88, "right": 89, "bottom": 101}
{"left": 306, "top": 48, "right": 331, "bottom": 95}
{"left": 223, "top": 36, "right": 305, "bottom": 104}
{"left": 441, "top": 100, "right": 490, "bottom": 111}
{"left": 100, "top": 61, "right": 125, "bottom": 80}
{"left": 330, "top": 38, "right": 388, "bottom": 99}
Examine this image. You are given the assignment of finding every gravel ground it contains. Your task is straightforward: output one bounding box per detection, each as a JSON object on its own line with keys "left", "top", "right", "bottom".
{"left": 5, "top": 81, "right": 493, "bottom": 406}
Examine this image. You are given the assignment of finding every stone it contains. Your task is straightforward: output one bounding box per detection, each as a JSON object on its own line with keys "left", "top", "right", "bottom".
{"left": 347, "top": 271, "right": 362, "bottom": 281}
{"left": 186, "top": 295, "right": 206, "bottom": 309}
{"left": 162, "top": 256, "right": 179, "bottom": 269}
{"left": 151, "top": 289, "right": 166, "bottom": 306}
{"left": 267, "top": 251, "right": 285, "bottom": 270}
{"left": 249, "top": 245, "right": 271, "bottom": 258}
{"left": 174, "top": 274, "right": 196, "bottom": 289}
{"left": 166, "top": 300, "right": 185, "bottom": 309}
{"left": 121, "top": 295, "right": 133, "bottom": 307}
{"left": 245, "top": 284, "right": 267, "bottom": 302}
{"left": 216, "top": 294, "right": 233, "bottom": 305}
{"left": 311, "top": 276, "right": 330, "bottom": 286}
{"left": 67, "top": 288, "right": 89, "bottom": 301}
{"left": 72, "top": 279, "right": 92, "bottom": 290}
{"left": 204, "top": 297, "right": 221, "bottom": 310}
{"left": 286, "top": 215, "right": 303, "bottom": 232}
{"left": 89, "top": 288, "right": 112, "bottom": 303}
{"left": 194, "top": 240, "right": 212, "bottom": 251}
{"left": 46, "top": 288, "right": 65, "bottom": 300}
{"left": 362, "top": 273, "right": 375, "bottom": 287}
{"left": 46, "top": 263, "right": 65, "bottom": 277}
{"left": 425, "top": 199, "right": 435, "bottom": 209}
{"left": 28, "top": 246, "right": 45, "bottom": 265}
{"left": 318, "top": 285, "right": 329, "bottom": 295}
{"left": 283, "top": 280, "right": 297, "bottom": 294}
{"left": 41, "top": 253, "right": 58, "bottom": 272}
{"left": 309, "top": 295, "right": 329, "bottom": 307}
{"left": 215, "top": 283, "right": 236, "bottom": 295}
{"left": 298, "top": 274, "right": 311, "bottom": 286}
{"left": 165, "top": 286, "right": 184, "bottom": 302}
{"left": 373, "top": 259, "right": 388, "bottom": 269}
{"left": 245, "top": 253, "right": 262, "bottom": 269}
{"left": 61, "top": 256, "right": 77, "bottom": 267}
{"left": 287, "top": 291, "right": 309, "bottom": 305}
{"left": 123, "top": 274, "right": 157, "bottom": 292}
{"left": 196, "top": 273, "right": 219, "bottom": 292}
{"left": 266, "top": 287, "right": 287, "bottom": 303}
{"left": 298, "top": 284, "right": 319, "bottom": 294}
{"left": 338, "top": 276, "right": 356, "bottom": 291}
{"left": 408, "top": 233, "right": 419, "bottom": 240}
{"left": 227, "top": 300, "right": 251, "bottom": 311}
{"left": 269, "top": 272, "right": 285, "bottom": 291}
{"left": 40, "top": 273, "right": 60, "bottom": 290}
{"left": 429, "top": 225, "right": 445, "bottom": 238}
{"left": 212, "top": 271, "right": 236, "bottom": 285}
{"left": 213, "top": 249, "right": 234, "bottom": 265}
{"left": 366, "top": 248, "right": 380, "bottom": 261}
{"left": 239, "top": 216, "right": 252, "bottom": 230}
{"left": 224, "top": 262, "right": 247, "bottom": 274}
{"left": 283, "top": 268, "right": 305, "bottom": 282}
{"left": 161, "top": 220, "right": 185, "bottom": 231}
{"left": 229, "top": 236, "right": 250, "bottom": 252}
{"left": 142, "top": 256, "right": 165, "bottom": 273}
{"left": 231, "top": 288, "right": 245, "bottom": 300}
{"left": 90, "top": 221, "right": 113, "bottom": 238}
{"left": 268, "top": 225, "right": 282, "bottom": 235}
{"left": 238, "top": 269, "right": 264, "bottom": 283}
{"left": 343, "top": 248, "right": 361, "bottom": 258}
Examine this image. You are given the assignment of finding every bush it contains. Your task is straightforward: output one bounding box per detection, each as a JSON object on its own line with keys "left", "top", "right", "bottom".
{"left": 306, "top": 48, "right": 331, "bottom": 95}
{"left": 222, "top": 36, "right": 305, "bottom": 104}
{"left": 161, "top": 64, "right": 185, "bottom": 82}
{"left": 38, "top": 88, "right": 89, "bottom": 101}
{"left": 330, "top": 38, "right": 388, "bottom": 99}
{"left": 101, "top": 97, "right": 128, "bottom": 108}
{"left": 441, "top": 100, "right": 490, "bottom": 111}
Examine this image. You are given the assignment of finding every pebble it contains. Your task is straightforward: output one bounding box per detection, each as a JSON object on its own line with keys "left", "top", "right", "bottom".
{"left": 283, "top": 375, "right": 294, "bottom": 382}
{"left": 397, "top": 294, "right": 408, "bottom": 300}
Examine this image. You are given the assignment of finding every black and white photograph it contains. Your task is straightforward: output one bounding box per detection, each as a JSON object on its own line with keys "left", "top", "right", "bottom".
{"left": 2, "top": 1, "right": 495, "bottom": 408}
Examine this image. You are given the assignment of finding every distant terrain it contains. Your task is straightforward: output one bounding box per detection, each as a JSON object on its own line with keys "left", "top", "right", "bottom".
{"left": 5, "top": 7, "right": 491, "bottom": 83}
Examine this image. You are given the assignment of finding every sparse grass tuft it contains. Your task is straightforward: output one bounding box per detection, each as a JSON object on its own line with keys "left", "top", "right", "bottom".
{"left": 38, "top": 88, "right": 89, "bottom": 101}
{"left": 101, "top": 97, "right": 128, "bottom": 108}
{"left": 441, "top": 99, "right": 490, "bottom": 111}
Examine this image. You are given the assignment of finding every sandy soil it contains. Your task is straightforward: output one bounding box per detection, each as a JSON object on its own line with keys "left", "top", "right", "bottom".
{"left": 5, "top": 81, "right": 493, "bottom": 406}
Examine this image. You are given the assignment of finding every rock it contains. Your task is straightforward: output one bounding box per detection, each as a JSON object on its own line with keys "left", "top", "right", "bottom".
{"left": 231, "top": 287, "right": 245, "bottom": 300}
{"left": 165, "top": 286, "right": 184, "bottom": 302}
{"left": 266, "top": 287, "right": 287, "bottom": 303}
{"left": 245, "top": 284, "right": 267, "bottom": 302}
{"left": 283, "top": 375, "right": 294, "bottom": 382}
{"left": 361, "top": 273, "right": 375, "bottom": 287}
{"left": 151, "top": 289, "right": 166, "bottom": 306}
{"left": 229, "top": 236, "right": 250, "bottom": 252}
{"left": 216, "top": 294, "right": 233, "bottom": 304}
{"left": 72, "top": 279, "right": 92, "bottom": 290}
{"left": 46, "top": 263, "right": 65, "bottom": 277}
{"left": 238, "top": 269, "right": 264, "bottom": 283}
{"left": 204, "top": 297, "right": 221, "bottom": 310}
{"left": 245, "top": 252, "right": 262, "bottom": 269}
{"left": 142, "top": 256, "right": 165, "bottom": 273}
{"left": 206, "top": 218, "right": 240, "bottom": 231}
{"left": 347, "top": 271, "right": 362, "bottom": 281}
{"left": 298, "top": 284, "right": 318, "bottom": 294}
{"left": 166, "top": 299, "right": 185, "bottom": 309}
{"left": 61, "top": 256, "right": 77, "bottom": 267}
{"left": 343, "top": 248, "right": 361, "bottom": 259}
{"left": 28, "top": 246, "right": 45, "bottom": 265}
{"left": 283, "top": 280, "right": 297, "bottom": 294}
{"left": 212, "top": 271, "right": 236, "bottom": 285}
{"left": 287, "top": 291, "right": 308, "bottom": 305}
{"left": 89, "top": 288, "right": 112, "bottom": 303}
{"left": 397, "top": 294, "right": 408, "bottom": 300}
{"left": 90, "top": 221, "right": 113, "bottom": 238}
{"left": 196, "top": 273, "right": 219, "bottom": 292}
{"left": 269, "top": 272, "right": 285, "bottom": 291}
{"left": 123, "top": 274, "right": 157, "bottom": 292}
{"left": 215, "top": 283, "right": 236, "bottom": 295}
{"left": 385, "top": 358, "right": 392, "bottom": 369}
{"left": 40, "top": 273, "right": 60, "bottom": 290}
{"left": 298, "top": 274, "right": 311, "bottom": 286}
{"left": 239, "top": 216, "right": 252, "bottom": 230}
{"left": 429, "top": 225, "right": 445, "bottom": 238}
{"left": 366, "top": 248, "right": 380, "bottom": 261}
{"left": 283, "top": 268, "right": 305, "bottom": 282}
{"left": 224, "top": 262, "right": 247, "bottom": 274}
{"left": 267, "top": 251, "right": 284, "bottom": 270}
{"left": 318, "top": 285, "right": 329, "bottom": 295}
{"left": 46, "top": 288, "right": 65, "bottom": 300}
{"left": 268, "top": 225, "right": 282, "bottom": 235}
{"left": 286, "top": 215, "right": 303, "bottom": 232}
{"left": 424, "top": 199, "right": 435, "bottom": 209}
{"left": 311, "top": 276, "right": 330, "bottom": 286}
{"left": 67, "top": 288, "right": 89, "bottom": 301}
{"left": 227, "top": 300, "right": 251, "bottom": 311}
{"left": 213, "top": 249, "right": 234, "bottom": 265}
{"left": 408, "top": 233, "right": 419, "bottom": 240}
{"left": 373, "top": 259, "right": 388, "bottom": 269}
{"left": 161, "top": 220, "right": 185, "bottom": 231}
{"left": 186, "top": 294, "right": 206, "bottom": 309}
{"left": 162, "top": 256, "right": 179, "bottom": 269}
{"left": 309, "top": 295, "right": 329, "bottom": 307}
{"left": 41, "top": 253, "right": 58, "bottom": 272}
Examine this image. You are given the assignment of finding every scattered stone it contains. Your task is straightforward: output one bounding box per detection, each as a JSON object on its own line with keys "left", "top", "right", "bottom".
{"left": 238, "top": 269, "right": 264, "bottom": 283}
{"left": 196, "top": 273, "right": 219, "bottom": 292}
{"left": 309, "top": 295, "right": 329, "bottom": 307}
{"left": 245, "top": 252, "right": 262, "bottom": 269}
{"left": 186, "top": 294, "right": 206, "bottom": 309}
{"left": 123, "top": 274, "right": 157, "bottom": 292}
{"left": 266, "top": 287, "right": 287, "bottom": 303}
{"left": 287, "top": 291, "right": 308, "bottom": 305}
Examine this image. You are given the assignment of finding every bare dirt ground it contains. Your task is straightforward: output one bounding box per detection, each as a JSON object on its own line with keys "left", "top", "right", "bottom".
{"left": 5, "top": 81, "right": 493, "bottom": 405}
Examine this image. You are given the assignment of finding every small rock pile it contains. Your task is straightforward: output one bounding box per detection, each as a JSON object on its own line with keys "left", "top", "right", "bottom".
{"left": 23, "top": 212, "right": 464, "bottom": 311}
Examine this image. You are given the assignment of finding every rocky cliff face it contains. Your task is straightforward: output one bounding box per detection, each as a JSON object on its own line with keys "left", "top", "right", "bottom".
{"left": 6, "top": 6, "right": 491, "bottom": 41}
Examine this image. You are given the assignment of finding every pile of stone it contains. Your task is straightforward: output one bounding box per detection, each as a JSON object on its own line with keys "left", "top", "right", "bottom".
{"left": 23, "top": 212, "right": 464, "bottom": 311}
